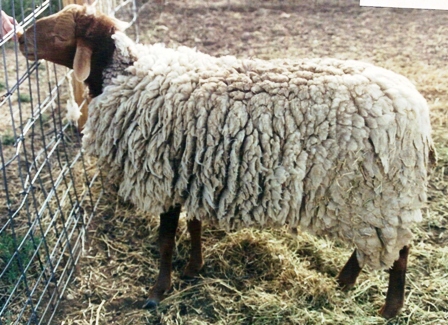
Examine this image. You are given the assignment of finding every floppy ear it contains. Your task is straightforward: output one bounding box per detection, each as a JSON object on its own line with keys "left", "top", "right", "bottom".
{"left": 73, "top": 39, "right": 92, "bottom": 82}
{"left": 85, "top": 3, "right": 96, "bottom": 15}
{"left": 111, "top": 17, "right": 130, "bottom": 31}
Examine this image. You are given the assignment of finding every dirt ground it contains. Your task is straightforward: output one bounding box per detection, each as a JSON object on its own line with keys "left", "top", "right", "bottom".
{"left": 52, "top": 1, "right": 448, "bottom": 324}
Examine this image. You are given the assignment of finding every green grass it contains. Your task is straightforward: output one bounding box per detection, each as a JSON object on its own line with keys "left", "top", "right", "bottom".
{"left": 18, "top": 93, "right": 31, "bottom": 103}
{"left": 0, "top": 233, "right": 34, "bottom": 287}
{"left": 40, "top": 113, "right": 52, "bottom": 124}
{"left": 1, "top": 134, "right": 15, "bottom": 146}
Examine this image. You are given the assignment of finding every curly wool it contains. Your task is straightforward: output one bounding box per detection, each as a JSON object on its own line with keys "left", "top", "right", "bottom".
{"left": 83, "top": 32, "right": 434, "bottom": 270}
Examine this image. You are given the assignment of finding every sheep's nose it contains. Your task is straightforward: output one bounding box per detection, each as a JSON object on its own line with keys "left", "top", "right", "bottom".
{"left": 18, "top": 35, "right": 25, "bottom": 53}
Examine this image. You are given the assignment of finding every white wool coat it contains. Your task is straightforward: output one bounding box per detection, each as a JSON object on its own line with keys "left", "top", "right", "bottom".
{"left": 83, "top": 32, "right": 434, "bottom": 269}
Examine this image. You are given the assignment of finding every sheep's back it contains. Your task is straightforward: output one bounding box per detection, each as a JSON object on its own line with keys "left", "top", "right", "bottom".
{"left": 83, "top": 47, "right": 433, "bottom": 269}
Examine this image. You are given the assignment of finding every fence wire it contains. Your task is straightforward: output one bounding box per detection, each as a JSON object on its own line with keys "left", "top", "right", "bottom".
{"left": 0, "top": 0, "right": 138, "bottom": 324}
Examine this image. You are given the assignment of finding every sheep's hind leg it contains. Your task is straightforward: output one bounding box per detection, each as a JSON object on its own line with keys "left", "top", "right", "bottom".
{"left": 379, "top": 245, "right": 409, "bottom": 319}
{"left": 337, "top": 249, "right": 362, "bottom": 291}
{"left": 143, "top": 205, "right": 181, "bottom": 309}
{"left": 182, "top": 218, "right": 204, "bottom": 279}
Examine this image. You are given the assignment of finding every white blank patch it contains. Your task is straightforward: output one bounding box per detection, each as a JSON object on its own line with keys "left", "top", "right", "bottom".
{"left": 360, "top": 0, "right": 448, "bottom": 10}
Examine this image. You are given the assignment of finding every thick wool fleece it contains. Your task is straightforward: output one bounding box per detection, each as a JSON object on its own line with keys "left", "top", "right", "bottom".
{"left": 83, "top": 32, "right": 434, "bottom": 269}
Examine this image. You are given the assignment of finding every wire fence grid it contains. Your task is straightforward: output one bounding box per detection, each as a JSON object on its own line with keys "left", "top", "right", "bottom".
{"left": 0, "top": 1, "right": 139, "bottom": 324}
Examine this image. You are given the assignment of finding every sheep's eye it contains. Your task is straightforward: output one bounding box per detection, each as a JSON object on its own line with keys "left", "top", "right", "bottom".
{"left": 53, "top": 35, "right": 70, "bottom": 46}
{"left": 54, "top": 35, "right": 68, "bottom": 42}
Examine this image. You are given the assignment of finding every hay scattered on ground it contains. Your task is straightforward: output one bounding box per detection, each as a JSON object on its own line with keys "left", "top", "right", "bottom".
{"left": 54, "top": 1, "right": 448, "bottom": 324}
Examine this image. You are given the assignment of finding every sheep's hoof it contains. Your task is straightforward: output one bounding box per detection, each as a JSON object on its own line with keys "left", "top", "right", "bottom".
{"left": 379, "top": 303, "right": 402, "bottom": 319}
{"left": 143, "top": 298, "right": 159, "bottom": 309}
{"left": 338, "top": 283, "right": 355, "bottom": 292}
{"left": 143, "top": 291, "right": 165, "bottom": 309}
{"left": 181, "top": 262, "right": 204, "bottom": 280}
{"left": 144, "top": 281, "right": 171, "bottom": 309}
{"left": 180, "top": 272, "right": 196, "bottom": 281}
{"left": 181, "top": 269, "right": 202, "bottom": 280}
{"left": 336, "top": 277, "right": 356, "bottom": 292}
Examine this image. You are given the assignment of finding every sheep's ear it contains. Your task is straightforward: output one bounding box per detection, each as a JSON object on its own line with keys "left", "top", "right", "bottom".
{"left": 85, "top": 3, "right": 96, "bottom": 15}
{"left": 111, "top": 17, "right": 130, "bottom": 31}
{"left": 73, "top": 39, "right": 92, "bottom": 82}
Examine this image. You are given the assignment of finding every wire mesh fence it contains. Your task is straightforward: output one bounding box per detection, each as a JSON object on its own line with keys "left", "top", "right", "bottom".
{"left": 0, "top": 1, "right": 138, "bottom": 324}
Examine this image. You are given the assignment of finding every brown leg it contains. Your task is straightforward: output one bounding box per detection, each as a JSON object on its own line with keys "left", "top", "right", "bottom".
{"left": 182, "top": 218, "right": 204, "bottom": 279}
{"left": 379, "top": 245, "right": 409, "bottom": 319}
{"left": 337, "top": 249, "right": 362, "bottom": 291}
{"left": 143, "top": 205, "right": 181, "bottom": 308}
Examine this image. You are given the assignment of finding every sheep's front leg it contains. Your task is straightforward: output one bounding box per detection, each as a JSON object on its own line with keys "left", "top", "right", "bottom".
{"left": 379, "top": 245, "right": 409, "bottom": 319}
{"left": 143, "top": 205, "right": 181, "bottom": 308}
{"left": 337, "top": 249, "right": 362, "bottom": 290}
{"left": 182, "top": 218, "right": 203, "bottom": 279}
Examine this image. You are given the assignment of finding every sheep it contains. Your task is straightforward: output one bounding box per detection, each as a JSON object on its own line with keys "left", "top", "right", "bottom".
{"left": 19, "top": 4, "right": 436, "bottom": 319}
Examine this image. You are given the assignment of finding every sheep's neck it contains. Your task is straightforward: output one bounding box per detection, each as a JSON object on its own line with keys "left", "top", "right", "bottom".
{"left": 101, "top": 50, "right": 134, "bottom": 89}
{"left": 84, "top": 45, "right": 134, "bottom": 98}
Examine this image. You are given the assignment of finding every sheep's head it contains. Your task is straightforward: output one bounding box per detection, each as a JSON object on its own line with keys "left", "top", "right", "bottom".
{"left": 19, "top": 4, "right": 120, "bottom": 82}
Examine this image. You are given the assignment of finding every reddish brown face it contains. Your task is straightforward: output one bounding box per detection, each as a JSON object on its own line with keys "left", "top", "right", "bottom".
{"left": 19, "top": 5, "right": 83, "bottom": 69}
{"left": 19, "top": 4, "right": 120, "bottom": 83}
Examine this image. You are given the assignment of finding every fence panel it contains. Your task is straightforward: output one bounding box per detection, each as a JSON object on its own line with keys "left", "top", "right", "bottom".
{"left": 0, "top": 1, "right": 138, "bottom": 323}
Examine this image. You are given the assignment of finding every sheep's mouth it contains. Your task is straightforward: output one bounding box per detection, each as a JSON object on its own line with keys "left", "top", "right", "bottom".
{"left": 18, "top": 36, "right": 37, "bottom": 60}
{"left": 20, "top": 46, "right": 37, "bottom": 60}
{"left": 24, "top": 53, "right": 37, "bottom": 60}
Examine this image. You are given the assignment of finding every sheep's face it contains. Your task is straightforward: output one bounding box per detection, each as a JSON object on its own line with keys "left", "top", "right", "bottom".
{"left": 19, "top": 14, "right": 76, "bottom": 68}
{"left": 19, "top": 5, "right": 93, "bottom": 82}
{"left": 19, "top": 5, "right": 81, "bottom": 66}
